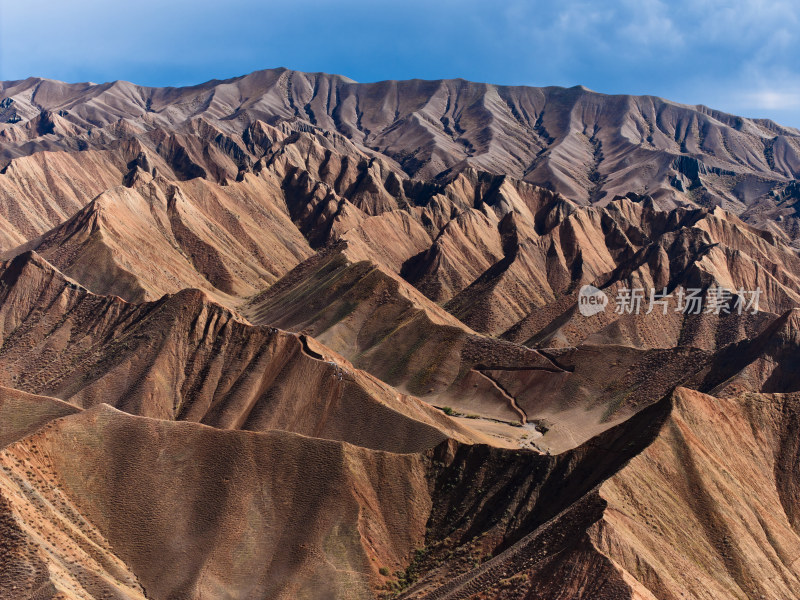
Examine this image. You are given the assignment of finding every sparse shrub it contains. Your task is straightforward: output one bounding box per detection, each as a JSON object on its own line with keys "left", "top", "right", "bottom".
{"left": 499, "top": 573, "right": 529, "bottom": 589}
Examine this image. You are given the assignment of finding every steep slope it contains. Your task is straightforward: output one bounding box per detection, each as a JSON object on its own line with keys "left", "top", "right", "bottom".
{"left": 243, "top": 244, "right": 601, "bottom": 449}
{"left": 2, "top": 171, "right": 313, "bottom": 306}
{"left": 0, "top": 149, "right": 125, "bottom": 250}
{"left": 3, "top": 69, "right": 800, "bottom": 246}
{"left": 10, "top": 384, "right": 799, "bottom": 600}
{"left": 397, "top": 388, "right": 800, "bottom": 600}
{"left": 497, "top": 196, "right": 800, "bottom": 344}
{"left": 0, "top": 386, "right": 79, "bottom": 449}
{"left": 0, "top": 391, "right": 145, "bottom": 600}
{"left": 4, "top": 67, "right": 800, "bottom": 600}
{"left": 686, "top": 307, "right": 800, "bottom": 397}
{"left": 0, "top": 404, "right": 432, "bottom": 599}
{"left": 245, "top": 193, "right": 800, "bottom": 452}
{"left": 0, "top": 251, "right": 480, "bottom": 453}
{"left": 591, "top": 388, "right": 800, "bottom": 600}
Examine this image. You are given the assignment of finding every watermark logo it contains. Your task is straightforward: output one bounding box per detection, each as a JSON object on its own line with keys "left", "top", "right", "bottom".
{"left": 577, "top": 285, "right": 762, "bottom": 317}
{"left": 578, "top": 285, "right": 609, "bottom": 316}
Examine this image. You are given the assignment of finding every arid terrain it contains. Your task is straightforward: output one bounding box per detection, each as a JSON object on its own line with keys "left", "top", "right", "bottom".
{"left": 1, "top": 69, "right": 800, "bottom": 599}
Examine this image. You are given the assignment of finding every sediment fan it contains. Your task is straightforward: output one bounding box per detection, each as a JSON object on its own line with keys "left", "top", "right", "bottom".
{"left": 1, "top": 69, "right": 800, "bottom": 599}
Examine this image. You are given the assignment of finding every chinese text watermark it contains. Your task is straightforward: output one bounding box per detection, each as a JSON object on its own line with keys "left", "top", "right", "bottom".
{"left": 578, "top": 285, "right": 761, "bottom": 317}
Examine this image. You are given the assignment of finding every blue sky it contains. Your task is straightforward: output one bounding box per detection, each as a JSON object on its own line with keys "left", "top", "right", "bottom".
{"left": 1, "top": 0, "right": 799, "bottom": 127}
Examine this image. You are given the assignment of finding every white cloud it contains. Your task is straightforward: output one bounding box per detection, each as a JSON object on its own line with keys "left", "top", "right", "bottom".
{"left": 617, "top": 0, "right": 684, "bottom": 50}
{"left": 736, "top": 78, "right": 800, "bottom": 111}
{"left": 748, "top": 91, "right": 800, "bottom": 110}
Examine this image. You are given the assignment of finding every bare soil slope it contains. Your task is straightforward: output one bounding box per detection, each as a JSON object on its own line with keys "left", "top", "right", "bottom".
{"left": 3, "top": 68, "right": 800, "bottom": 599}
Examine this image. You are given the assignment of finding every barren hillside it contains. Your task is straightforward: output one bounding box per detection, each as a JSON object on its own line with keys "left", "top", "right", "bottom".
{"left": 1, "top": 69, "right": 800, "bottom": 599}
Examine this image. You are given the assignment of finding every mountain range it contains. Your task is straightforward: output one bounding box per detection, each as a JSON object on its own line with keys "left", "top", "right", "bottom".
{"left": 1, "top": 68, "right": 800, "bottom": 599}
